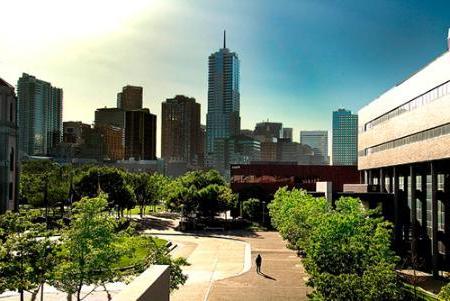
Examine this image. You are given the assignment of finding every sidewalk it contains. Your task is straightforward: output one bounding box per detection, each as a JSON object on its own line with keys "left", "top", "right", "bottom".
{"left": 207, "top": 232, "right": 310, "bottom": 301}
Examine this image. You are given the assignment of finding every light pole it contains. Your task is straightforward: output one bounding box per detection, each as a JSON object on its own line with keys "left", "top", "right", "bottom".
{"left": 262, "top": 201, "right": 266, "bottom": 225}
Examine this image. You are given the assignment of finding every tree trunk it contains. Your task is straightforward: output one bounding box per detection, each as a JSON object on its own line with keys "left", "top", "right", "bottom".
{"left": 77, "top": 286, "right": 82, "bottom": 301}
{"left": 20, "top": 290, "right": 24, "bottom": 301}
{"left": 67, "top": 293, "right": 73, "bottom": 301}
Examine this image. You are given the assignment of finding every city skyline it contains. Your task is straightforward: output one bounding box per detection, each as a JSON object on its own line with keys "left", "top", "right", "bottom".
{"left": 1, "top": 1, "right": 450, "bottom": 156}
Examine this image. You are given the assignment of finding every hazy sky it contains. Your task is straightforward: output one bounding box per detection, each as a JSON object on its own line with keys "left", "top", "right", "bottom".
{"left": 1, "top": 0, "right": 450, "bottom": 154}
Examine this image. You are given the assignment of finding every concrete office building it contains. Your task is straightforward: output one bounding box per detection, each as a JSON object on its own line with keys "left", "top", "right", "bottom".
{"left": 17, "top": 73, "right": 63, "bottom": 156}
{"left": 213, "top": 135, "right": 261, "bottom": 176}
{"left": 161, "top": 95, "right": 202, "bottom": 168}
{"left": 254, "top": 121, "right": 282, "bottom": 142}
{"left": 358, "top": 34, "right": 450, "bottom": 275}
{"left": 332, "top": 109, "right": 358, "bottom": 166}
{"left": 95, "top": 108, "right": 125, "bottom": 129}
{"left": 117, "top": 85, "right": 143, "bottom": 111}
{"left": 206, "top": 31, "right": 240, "bottom": 163}
{"left": 282, "top": 128, "right": 293, "bottom": 141}
{"left": 301, "top": 130, "right": 329, "bottom": 164}
{"left": 63, "top": 121, "right": 91, "bottom": 144}
{"left": 0, "top": 78, "right": 18, "bottom": 213}
{"left": 125, "top": 109, "right": 157, "bottom": 161}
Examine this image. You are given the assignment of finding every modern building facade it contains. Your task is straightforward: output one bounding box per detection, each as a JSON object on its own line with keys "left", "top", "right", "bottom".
{"left": 0, "top": 78, "right": 18, "bottom": 213}
{"left": 206, "top": 31, "right": 240, "bottom": 163}
{"left": 254, "top": 121, "right": 282, "bottom": 142}
{"left": 282, "top": 128, "right": 293, "bottom": 141}
{"left": 358, "top": 44, "right": 450, "bottom": 275}
{"left": 17, "top": 73, "right": 63, "bottom": 156}
{"left": 161, "top": 95, "right": 202, "bottom": 168}
{"left": 332, "top": 109, "right": 358, "bottom": 166}
{"left": 96, "top": 124, "right": 124, "bottom": 161}
{"left": 300, "top": 130, "right": 329, "bottom": 164}
{"left": 63, "top": 121, "right": 91, "bottom": 144}
{"left": 125, "top": 109, "right": 157, "bottom": 161}
{"left": 95, "top": 108, "right": 125, "bottom": 129}
{"left": 117, "top": 85, "right": 143, "bottom": 111}
{"left": 213, "top": 135, "right": 261, "bottom": 176}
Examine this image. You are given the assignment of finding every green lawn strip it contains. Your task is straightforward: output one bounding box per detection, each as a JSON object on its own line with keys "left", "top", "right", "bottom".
{"left": 402, "top": 283, "right": 438, "bottom": 301}
{"left": 114, "top": 235, "right": 167, "bottom": 269}
{"left": 128, "top": 205, "right": 165, "bottom": 215}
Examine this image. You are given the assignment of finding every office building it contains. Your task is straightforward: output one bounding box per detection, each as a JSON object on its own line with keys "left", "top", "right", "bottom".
{"left": 213, "top": 135, "right": 261, "bottom": 176}
{"left": 301, "top": 130, "right": 329, "bottom": 164}
{"left": 161, "top": 95, "right": 202, "bottom": 168}
{"left": 0, "top": 78, "right": 18, "bottom": 213}
{"left": 125, "top": 109, "right": 157, "bottom": 161}
{"left": 63, "top": 121, "right": 91, "bottom": 144}
{"left": 206, "top": 31, "right": 240, "bottom": 163}
{"left": 254, "top": 121, "right": 282, "bottom": 142}
{"left": 282, "top": 128, "right": 293, "bottom": 141}
{"left": 95, "top": 107, "right": 125, "bottom": 129}
{"left": 332, "top": 109, "right": 358, "bottom": 166}
{"left": 117, "top": 85, "right": 143, "bottom": 111}
{"left": 96, "top": 124, "right": 124, "bottom": 161}
{"left": 357, "top": 38, "right": 450, "bottom": 275}
{"left": 17, "top": 73, "right": 63, "bottom": 156}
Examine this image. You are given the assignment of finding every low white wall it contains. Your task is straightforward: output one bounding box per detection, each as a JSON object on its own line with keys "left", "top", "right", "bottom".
{"left": 114, "top": 265, "right": 170, "bottom": 301}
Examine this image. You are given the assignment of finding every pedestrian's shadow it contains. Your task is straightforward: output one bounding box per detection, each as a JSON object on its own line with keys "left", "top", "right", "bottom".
{"left": 258, "top": 271, "right": 277, "bottom": 281}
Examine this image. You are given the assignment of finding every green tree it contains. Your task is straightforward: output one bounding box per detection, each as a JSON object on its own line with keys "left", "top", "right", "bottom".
{"left": 439, "top": 283, "right": 450, "bottom": 301}
{"left": 268, "top": 187, "right": 330, "bottom": 250}
{"left": 51, "top": 194, "right": 127, "bottom": 301}
{"left": 304, "top": 197, "right": 402, "bottom": 300}
{"left": 0, "top": 212, "right": 57, "bottom": 301}
{"left": 242, "top": 198, "right": 261, "bottom": 222}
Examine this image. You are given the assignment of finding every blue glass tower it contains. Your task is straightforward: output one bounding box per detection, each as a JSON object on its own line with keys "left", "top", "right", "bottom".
{"left": 332, "top": 109, "right": 358, "bottom": 166}
{"left": 206, "top": 31, "right": 240, "bottom": 165}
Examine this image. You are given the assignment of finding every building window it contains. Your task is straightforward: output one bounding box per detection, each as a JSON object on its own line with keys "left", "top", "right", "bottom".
{"left": 10, "top": 148, "right": 14, "bottom": 171}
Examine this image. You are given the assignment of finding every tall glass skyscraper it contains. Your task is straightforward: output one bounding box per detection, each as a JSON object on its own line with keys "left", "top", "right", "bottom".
{"left": 332, "top": 109, "right": 358, "bottom": 166}
{"left": 300, "top": 130, "right": 329, "bottom": 164}
{"left": 206, "top": 31, "right": 240, "bottom": 164}
{"left": 17, "top": 73, "right": 63, "bottom": 156}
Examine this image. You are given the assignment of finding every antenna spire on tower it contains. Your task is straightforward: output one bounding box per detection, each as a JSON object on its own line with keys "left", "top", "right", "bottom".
{"left": 223, "top": 30, "right": 226, "bottom": 48}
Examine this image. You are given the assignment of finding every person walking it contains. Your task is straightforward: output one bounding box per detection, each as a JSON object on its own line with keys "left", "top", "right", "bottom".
{"left": 255, "top": 254, "right": 262, "bottom": 274}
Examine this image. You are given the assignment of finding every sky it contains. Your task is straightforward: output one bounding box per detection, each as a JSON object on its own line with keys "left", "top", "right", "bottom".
{"left": 1, "top": 0, "right": 450, "bottom": 155}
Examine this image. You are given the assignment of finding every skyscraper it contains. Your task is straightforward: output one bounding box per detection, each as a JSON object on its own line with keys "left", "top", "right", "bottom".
{"left": 161, "top": 95, "right": 202, "bottom": 167}
{"left": 254, "top": 121, "right": 283, "bottom": 142}
{"left": 0, "top": 78, "right": 18, "bottom": 213}
{"left": 332, "top": 109, "right": 358, "bottom": 166}
{"left": 300, "top": 130, "right": 329, "bottom": 164}
{"left": 117, "top": 85, "right": 143, "bottom": 111}
{"left": 206, "top": 31, "right": 240, "bottom": 164}
{"left": 282, "top": 128, "right": 293, "bottom": 141}
{"left": 125, "top": 109, "right": 156, "bottom": 161}
{"left": 17, "top": 73, "right": 63, "bottom": 156}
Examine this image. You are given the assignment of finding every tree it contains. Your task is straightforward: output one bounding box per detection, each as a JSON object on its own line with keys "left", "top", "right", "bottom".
{"left": 0, "top": 212, "right": 57, "bottom": 301}
{"left": 51, "top": 194, "right": 127, "bottom": 301}
{"left": 304, "top": 197, "right": 402, "bottom": 300}
{"left": 268, "top": 187, "right": 330, "bottom": 250}
{"left": 242, "top": 198, "right": 261, "bottom": 222}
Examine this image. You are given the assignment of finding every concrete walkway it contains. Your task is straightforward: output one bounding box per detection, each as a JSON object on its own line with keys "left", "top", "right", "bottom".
{"left": 207, "top": 232, "right": 310, "bottom": 301}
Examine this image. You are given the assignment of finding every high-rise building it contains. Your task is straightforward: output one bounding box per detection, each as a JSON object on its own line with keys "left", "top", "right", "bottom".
{"left": 254, "top": 121, "right": 282, "bottom": 142}
{"left": 125, "top": 109, "right": 156, "bottom": 160}
{"left": 0, "top": 78, "right": 18, "bottom": 213}
{"left": 206, "top": 31, "right": 240, "bottom": 164}
{"left": 161, "top": 95, "right": 202, "bottom": 167}
{"left": 300, "top": 130, "right": 329, "bottom": 164}
{"left": 95, "top": 124, "right": 124, "bottom": 161}
{"left": 282, "top": 128, "right": 293, "bottom": 141}
{"left": 332, "top": 109, "right": 358, "bottom": 166}
{"left": 63, "top": 121, "right": 91, "bottom": 144}
{"left": 17, "top": 73, "right": 63, "bottom": 156}
{"left": 117, "top": 85, "right": 143, "bottom": 111}
{"left": 213, "top": 135, "right": 260, "bottom": 176}
{"left": 95, "top": 108, "right": 125, "bottom": 129}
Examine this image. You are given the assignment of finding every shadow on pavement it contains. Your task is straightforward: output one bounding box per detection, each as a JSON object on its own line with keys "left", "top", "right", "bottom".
{"left": 133, "top": 217, "right": 174, "bottom": 231}
{"left": 258, "top": 272, "right": 277, "bottom": 281}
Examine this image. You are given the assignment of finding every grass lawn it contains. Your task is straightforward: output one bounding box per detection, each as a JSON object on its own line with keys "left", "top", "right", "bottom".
{"left": 128, "top": 205, "right": 165, "bottom": 215}
{"left": 115, "top": 235, "right": 167, "bottom": 269}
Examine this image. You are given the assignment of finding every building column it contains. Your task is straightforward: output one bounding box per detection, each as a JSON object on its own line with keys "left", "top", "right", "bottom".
{"left": 380, "top": 168, "right": 385, "bottom": 193}
{"left": 410, "top": 165, "right": 417, "bottom": 259}
{"left": 431, "top": 162, "right": 439, "bottom": 277}
{"left": 393, "top": 166, "right": 401, "bottom": 242}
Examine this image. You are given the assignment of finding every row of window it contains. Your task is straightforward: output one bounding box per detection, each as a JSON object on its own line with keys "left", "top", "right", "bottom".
{"left": 362, "top": 80, "right": 450, "bottom": 132}
{"left": 359, "top": 123, "right": 450, "bottom": 156}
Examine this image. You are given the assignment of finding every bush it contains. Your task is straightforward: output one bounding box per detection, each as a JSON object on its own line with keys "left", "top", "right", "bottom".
{"left": 242, "top": 198, "right": 261, "bottom": 221}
